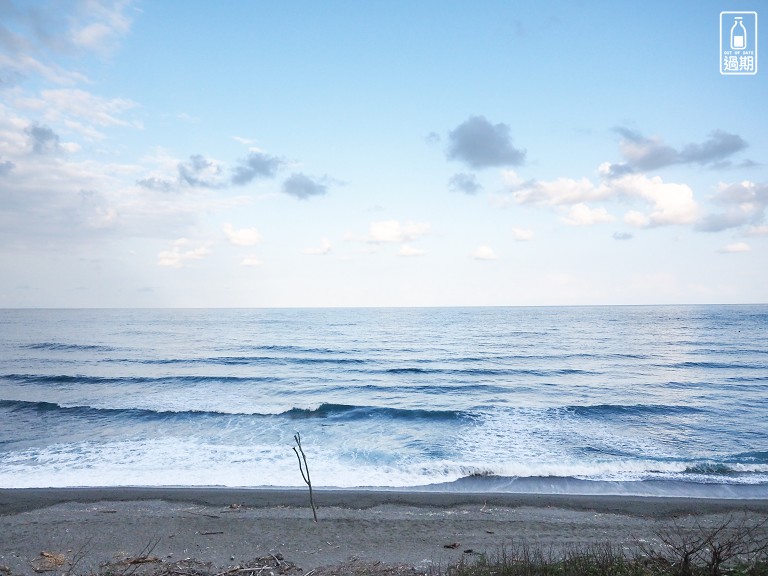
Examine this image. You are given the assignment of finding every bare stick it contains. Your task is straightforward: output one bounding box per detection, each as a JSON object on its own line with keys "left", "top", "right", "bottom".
{"left": 293, "top": 432, "right": 318, "bottom": 522}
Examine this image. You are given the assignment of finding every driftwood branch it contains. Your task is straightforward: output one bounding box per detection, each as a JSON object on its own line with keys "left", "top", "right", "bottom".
{"left": 293, "top": 433, "right": 318, "bottom": 522}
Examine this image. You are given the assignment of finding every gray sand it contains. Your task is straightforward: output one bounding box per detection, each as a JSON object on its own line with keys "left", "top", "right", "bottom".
{"left": 1, "top": 488, "right": 767, "bottom": 575}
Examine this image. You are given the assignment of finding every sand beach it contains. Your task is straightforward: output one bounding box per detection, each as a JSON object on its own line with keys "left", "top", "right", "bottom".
{"left": 2, "top": 488, "right": 768, "bottom": 576}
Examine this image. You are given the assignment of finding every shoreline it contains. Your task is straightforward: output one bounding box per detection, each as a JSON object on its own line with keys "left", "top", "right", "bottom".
{"left": 2, "top": 487, "right": 768, "bottom": 576}
{"left": 4, "top": 486, "right": 768, "bottom": 516}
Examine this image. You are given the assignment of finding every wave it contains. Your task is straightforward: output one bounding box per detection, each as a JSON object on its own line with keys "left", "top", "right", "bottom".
{"left": 244, "top": 344, "right": 365, "bottom": 355}
{"left": 104, "top": 356, "right": 601, "bottom": 375}
{"left": 670, "top": 360, "right": 765, "bottom": 370}
{"left": 0, "top": 390, "right": 714, "bottom": 424}
{"left": 690, "top": 347, "right": 768, "bottom": 356}
{"left": 730, "top": 451, "right": 768, "bottom": 464}
{"left": 568, "top": 403, "right": 706, "bottom": 418}
{"left": 382, "top": 367, "right": 594, "bottom": 376}
{"left": 1, "top": 373, "right": 285, "bottom": 386}
{"left": 685, "top": 462, "right": 750, "bottom": 476}
{"left": 417, "top": 474, "right": 768, "bottom": 498}
{"left": 22, "top": 342, "right": 116, "bottom": 352}
{"left": 106, "top": 356, "right": 367, "bottom": 366}
{"left": 284, "top": 403, "right": 464, "bottom": 421}
{"left": 726, "top": 374, "right": 768, "bottom": 382}
{"left": 0, "top": 399, "right": 231, "bottom": 420}
{"left": 1, "top": 373, "right": 521, "bottom": 400}
{"left": 0, "top": 399, "right": 466, "bottom": 422}
{"left": 106, "top": 355, "right": 368, "bottom": 366}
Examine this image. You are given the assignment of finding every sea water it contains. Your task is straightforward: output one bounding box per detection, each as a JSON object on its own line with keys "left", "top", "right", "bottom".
{"left": 0, "top": 305, "right": 766, "bottom": 497}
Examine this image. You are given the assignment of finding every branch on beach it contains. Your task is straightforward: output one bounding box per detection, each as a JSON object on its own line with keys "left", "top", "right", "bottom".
{"left": 293, "top": 432, "right": 318, "bottom": 522}
{"left": 640, "top": 512, "right": 768, "bottom": 576}
{"left": 117, "top": 537, "right": 162, "bottom": 576}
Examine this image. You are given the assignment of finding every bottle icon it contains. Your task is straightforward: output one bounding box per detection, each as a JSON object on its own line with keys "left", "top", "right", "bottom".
{"left": 730, "top": 17, "right": 747, "bottom": 49}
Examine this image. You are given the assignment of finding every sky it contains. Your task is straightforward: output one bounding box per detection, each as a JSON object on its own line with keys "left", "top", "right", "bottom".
{"left": 0, "top": 0, "right": 766, "bottom": 308}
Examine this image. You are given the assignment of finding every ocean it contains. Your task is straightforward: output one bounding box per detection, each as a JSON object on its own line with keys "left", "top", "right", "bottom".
{"left": 1, "top": 305, "right": 767, "bottom": 497}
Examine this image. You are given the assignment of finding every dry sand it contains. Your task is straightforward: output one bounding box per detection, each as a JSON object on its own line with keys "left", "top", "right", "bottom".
{"left": 2, "top": 488, "right": 768, "bottom": 576}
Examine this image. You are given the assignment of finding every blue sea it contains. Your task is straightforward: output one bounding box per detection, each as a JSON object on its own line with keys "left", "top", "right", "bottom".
{"left": 1, "top": 306, "right": 767, "bottom": 498}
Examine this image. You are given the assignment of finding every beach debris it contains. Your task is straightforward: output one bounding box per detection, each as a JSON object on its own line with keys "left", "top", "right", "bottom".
{"left": 126, "top": 555, "right": 162, "bottom": 565}
{"left": 199, "top": 531, "right": 224, "bottom": 536}
{"left": 103, "top": 537, "right": 164, "bottom": 575}
{"left": 443, "top": 542, "right": 460, "bottom": 549}
{"left": 293, "top": 432, "right": 318, "bottom": 522}
{"left": 212, "top": 555, "right": 303, "bottom": 576}
{"left": 307, "top": 560, "right": 427, "bottom": 576}
{"left": 185, "top": 509, "right": 221, "bottom": 519}
{"left": 0, "top": 564, "right": 11, "bottom": 574}
{"left": 30, "top": 551, "right": 68, "bottom": 573}
{"left": 95, "top": 556, "right": 306, "bottom": 576}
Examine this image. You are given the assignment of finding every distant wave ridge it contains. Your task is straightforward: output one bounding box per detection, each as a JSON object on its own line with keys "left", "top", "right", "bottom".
{"left": 1, "top": 373, "right": 285, "bottom": 386}
{"left": 0, "top": 399, "right": 465, "bottom": 421}
{"left": 22, "top": 342, "right": 116, "bottom": 352}
{"left": 567, "top": 403, "right": 707, "bottom": 417}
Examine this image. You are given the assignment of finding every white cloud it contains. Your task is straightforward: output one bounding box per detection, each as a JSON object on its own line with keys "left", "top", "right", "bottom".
{"left": 14, "top": 89, "right": 140, "bottom": 140}
{"left": 616, "top": 174, "right": 699, "bottom": 227}
{"left": 398, "top": 244, "right": 425, "bottom": 257}
{"left": 69, "top": 0, "right": 135, "bottom": 53}
{"left": 0, "top": 1, "right": 135, "bottom": 82}
{"left": 746, "top": 225, "right": 768, "bottom": 236}
{"left": 472, "top": 246, "right": 498, "bottom": 260}
{"left": 0, "top": 54, "right": 88, "bottom": 86}
{"left": 719, "top": 242, "right": 751, "bottom": 253}
{"left": 510, "top": 171, "right": 699, "bottom": 229}
{"left": 223, "top": 223, "right": 262, "bottom": 247}
{"left": 512, "top": 227, "right": 534, "bottom": 241}
{"left": 512, "top": 176, "right": 609, "bottom": 206}
{"left": 232, "top": 136, "right": 255, "bottom": 146}
{"left": 367, "top": 220, "right": 431, "bottom": 243}
{"left": 696, "top": 180, "right": 768, "bottom": 233}
{"left": 562, "top": 203, "right": 614, "bottom": 226}
{"left": 624, "top": 210, "right": 650, "bottom": 228}
{"left": 240, "top": 255, "right": 263, "bottom": 267}
{"left": 305, "top": 237, "right": 332, "bottom": 255}
{"left": 157, "top": 239, "right": 212, "bottom": 268}
{"left": 502, "top": 169, "right": 525, "bottom": 188}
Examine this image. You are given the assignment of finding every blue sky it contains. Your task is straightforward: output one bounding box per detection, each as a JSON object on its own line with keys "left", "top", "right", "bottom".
{"left": 1, "top": 0, "right": 766, "bottom": 307}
